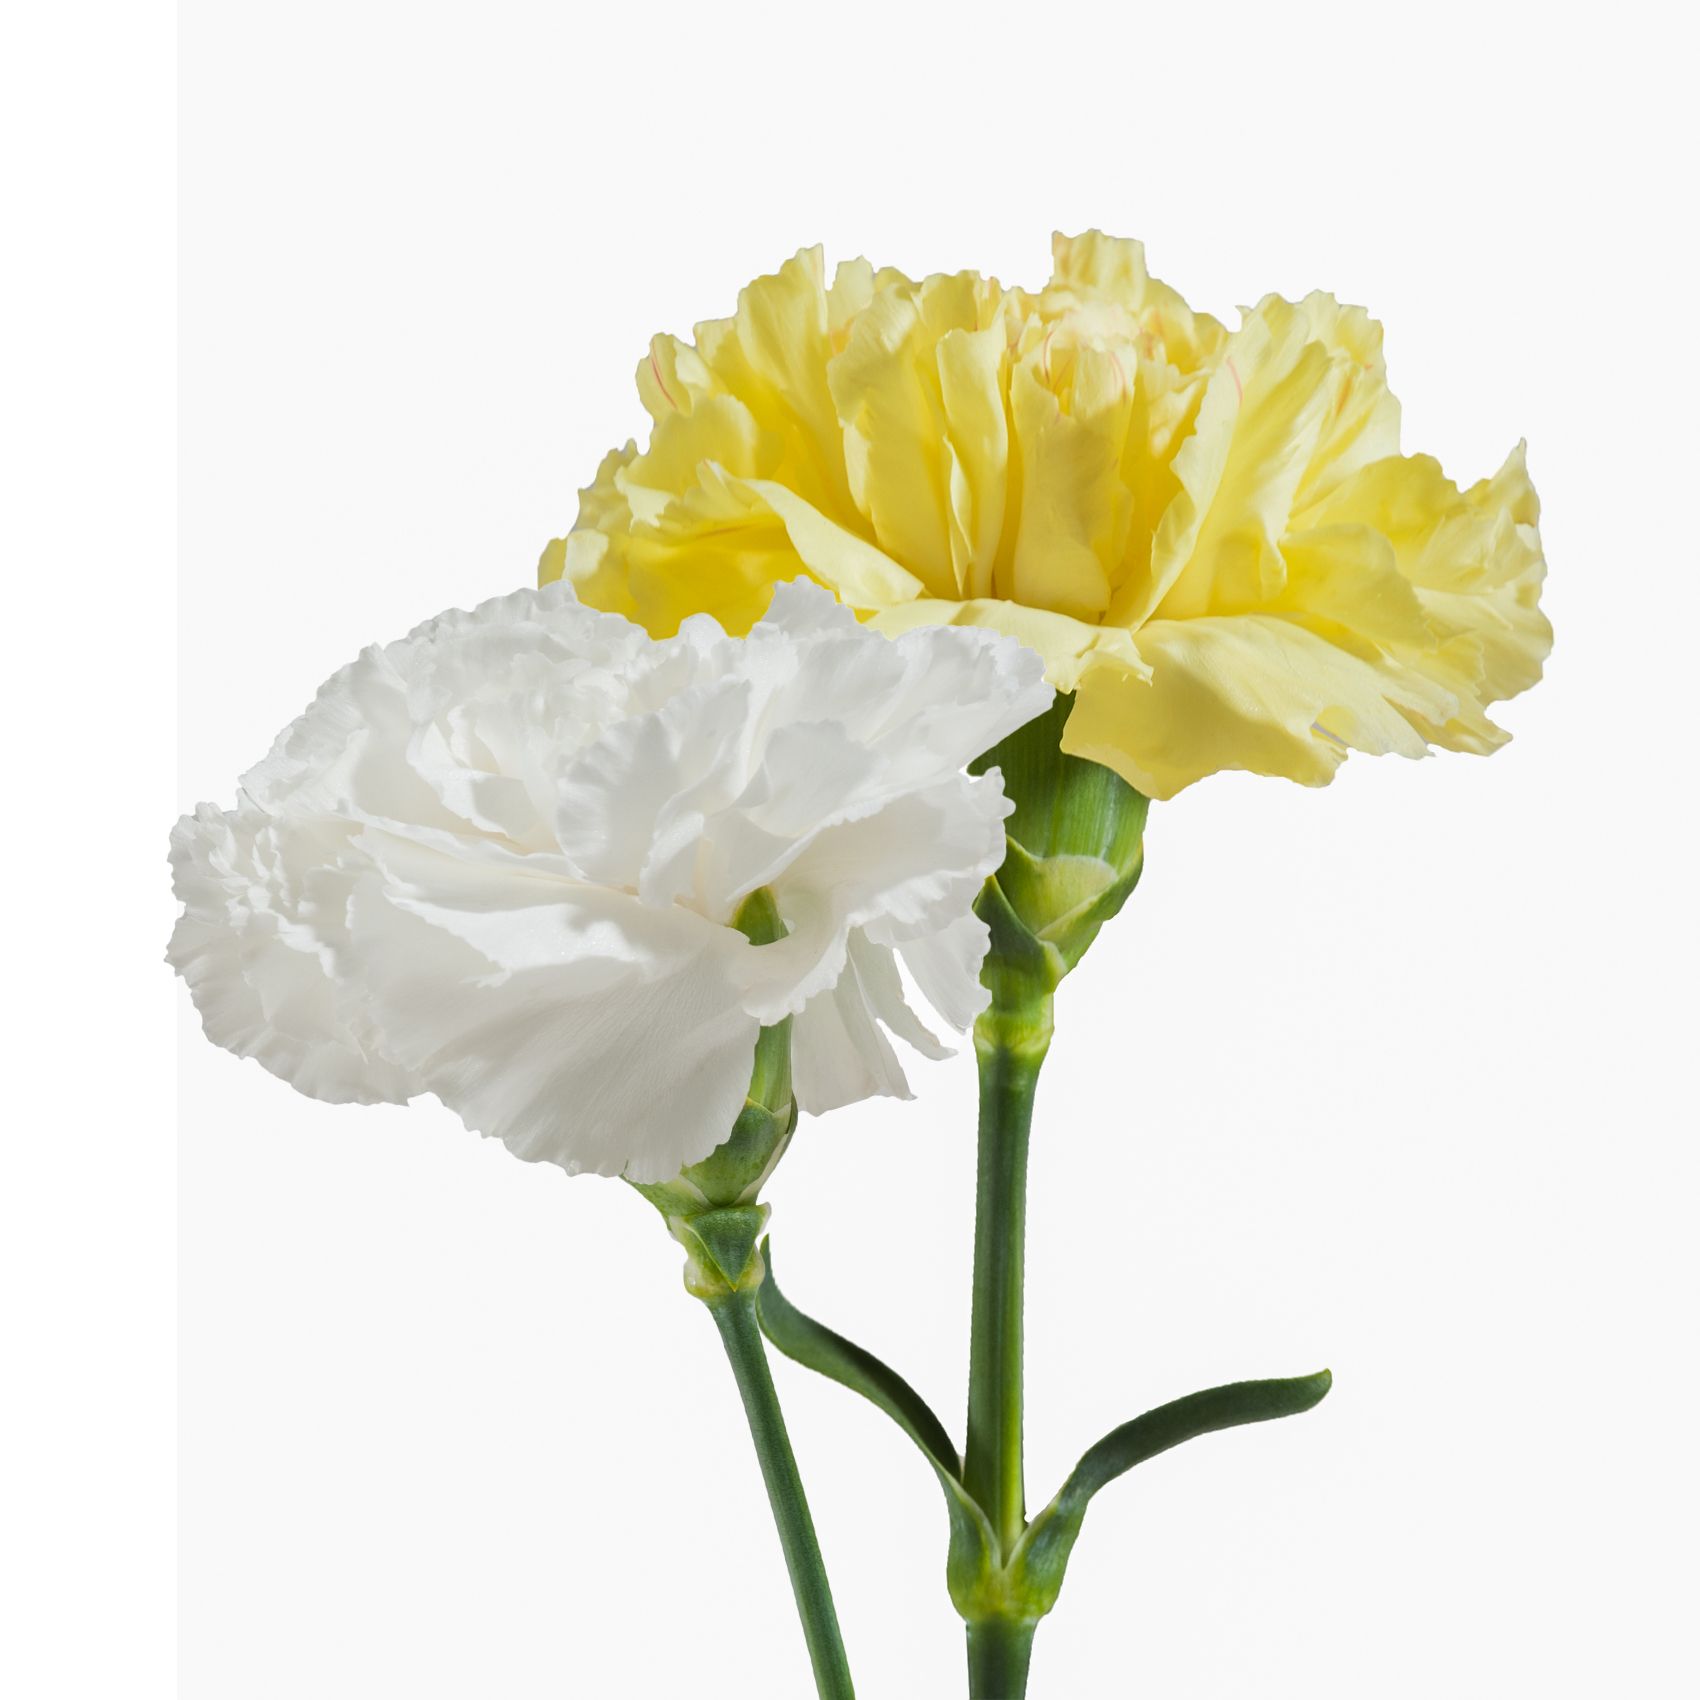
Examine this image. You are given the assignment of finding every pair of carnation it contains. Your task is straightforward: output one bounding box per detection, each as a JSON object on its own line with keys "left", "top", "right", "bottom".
{"left": 172, "top": 232, "right": 1549, "bottom": 1187}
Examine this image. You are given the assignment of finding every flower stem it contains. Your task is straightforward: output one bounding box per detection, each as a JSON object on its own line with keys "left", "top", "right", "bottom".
{"left": 965, "top": 1035, "right": 1045, "bottom": 1552}
{"left": 707, "top": 1289, "right": 855, "bottom": 1700}
{"left": 966, "top": 1615, "right": 1037, "bottom": 1699}
{"left": 964, "top": 997, "right": 1051, "bottom": 1697}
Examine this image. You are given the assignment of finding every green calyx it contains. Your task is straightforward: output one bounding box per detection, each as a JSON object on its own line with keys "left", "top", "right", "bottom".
{"left": 971, "top": 692, "right": 1150, "bottom": 997}
{"left": 669, "top": 1204, "right": 773, "bottom": 1302}
{"left": 629, "top": 890, "right": 798, "bottom": 1301}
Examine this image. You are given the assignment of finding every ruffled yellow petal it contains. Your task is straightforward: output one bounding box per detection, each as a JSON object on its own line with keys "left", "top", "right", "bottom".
{"left": 540, "top": 444, "right": 641, "bottom": 622}
{"left": 636, "top": 333, "right": 722, "bottom": 421}
{"left": 823, "top": 270, "right": 1015, "bottom": 602}
{"left": 571, "top": 467, "right": 923, "bottom": 639}
{"left": 734, "top": 475, "right": 926, "bottom": 609}
{"left": 550, "top": 234, "right": 1548, "bottom": 797}
{"left": 1047, "top": 230, "right": 1226, "bottom": 371}
{"left": 936, "top": 323, "right": 1011, "bottom": 600}
{"left": 827, "top": 280, "right": 961, "bottom": 597}
{"left": 1065, "top": 615, "right": 1446, "bottom": 799}
{"left": 1049, "top": 230, "right": 1152, "bottom": 297}
{"left": 1309, "top": 444, "right": 1551, "bottom": 711}
{"left": 1004, "top": 349, "right": 1127, "bottom": 620}
{"left": 693, "top": 247, "right": 860, "bottom": 518}
{"left": 869, "top": 597, "right": 1144, "bottom": 694}
{"left": 1282, "top": 293, "right": 1402, "bottom": 513}
{"left": 618, "top": 393, "right": 768, "bottom": 523}
{"left": 1141, "top": 302, "right": 1334, "bottom": 624}
{"left": 1276, "top": 525, "right": 1432, "bottom": 647}
{"left": 611, "top": 476, "right": 806, "bottom": 637}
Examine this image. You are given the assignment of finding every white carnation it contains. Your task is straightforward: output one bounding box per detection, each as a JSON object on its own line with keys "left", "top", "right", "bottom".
{"left": 170, "top": 581, "right": 1052, "bottom": 1181}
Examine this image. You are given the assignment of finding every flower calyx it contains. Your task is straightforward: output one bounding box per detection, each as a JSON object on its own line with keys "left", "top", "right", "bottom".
{"left": 629, "top": 890, "right": 797, "bottom": 1301}
{"left": 972, "top": 691, "right": 1150, "bottom": 1009}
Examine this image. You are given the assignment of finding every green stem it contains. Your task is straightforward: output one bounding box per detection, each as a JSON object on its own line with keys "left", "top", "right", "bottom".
{"left": 966, "top": 1616, "right": 1038, "bottom": 1700}
{"left": 964, "top": 995, "right": 1051, "bottom": 1697}
{"left": 707, "top": 1290, "right": 855, "bottom": 1700}
{"left": 965, "top": 1033, "right": 1046, "bottom": 1554}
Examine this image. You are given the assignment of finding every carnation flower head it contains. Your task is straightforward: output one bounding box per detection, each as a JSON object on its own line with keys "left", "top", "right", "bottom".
{"left": 543, "top": 232, "right": 1550, "bottom": 800}
{"left": 169, "top": 582, "right": 1052, "bottom": 1182}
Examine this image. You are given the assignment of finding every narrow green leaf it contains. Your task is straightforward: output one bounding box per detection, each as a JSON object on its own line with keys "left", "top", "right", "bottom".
{"left": 757, "top": 1242, "right": 1003, "bottom": 1615}
{"left": 757, "top": 1240, "right": 961, "bottom": 1481}
{"left": 1062, "top": 1370, "right": 1332, "bottom": 1504}
{"left": 1010, "top": 1370, "right": 1332, "bottom": 1613}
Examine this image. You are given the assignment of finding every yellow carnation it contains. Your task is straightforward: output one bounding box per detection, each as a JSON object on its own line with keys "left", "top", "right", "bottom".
{"left": 541, "top": 233, "right": 1549, "bottom": 800}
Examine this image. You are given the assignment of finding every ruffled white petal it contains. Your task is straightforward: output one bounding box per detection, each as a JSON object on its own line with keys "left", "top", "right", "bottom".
{"left": 896, "top": 912, "right": 995, "bottom": 1033}
{"left": 343, "top": 852, "right": 757, "bottom": 1181}
{"left": 792, "top": 970, "right": 914, "bottom": 1113}
{"left": 167, "top": 804, "right": 419, "bottom": 1105}
{"left": 734, "top": 775, "right": 1012, "bottom": 1023}
{"left": 789, "top": 926, "right": 964, "bottom": 1116}
{"left": 172, "top": 579, "right": 1054, "bottom": 1177}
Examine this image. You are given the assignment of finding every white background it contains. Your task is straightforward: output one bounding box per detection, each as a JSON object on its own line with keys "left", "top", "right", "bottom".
{"left": 12, "top": 3, "right": 1698, "bottom": 1697}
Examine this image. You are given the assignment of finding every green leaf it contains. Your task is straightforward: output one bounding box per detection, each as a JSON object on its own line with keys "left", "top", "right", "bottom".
{"left": 757, "top": 1241, "right": 957, "bottom": 1475}
{"left": 757, "top": 1242, "right": 1002, "bottom": 1614}
{"left": 1008, "top": 1370, "right": 1333, "bottom": 1614}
